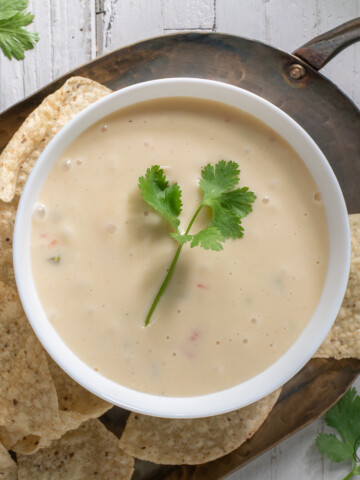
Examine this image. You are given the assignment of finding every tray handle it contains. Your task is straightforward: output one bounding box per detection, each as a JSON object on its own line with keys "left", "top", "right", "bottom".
{"left": 293, "top": 18, "right": 360, "bottom": 70}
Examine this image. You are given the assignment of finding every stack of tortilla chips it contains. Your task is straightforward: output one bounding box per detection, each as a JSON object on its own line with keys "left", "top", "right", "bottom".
{"left": 0, "top": 77, "right": 358, "bottom": 479}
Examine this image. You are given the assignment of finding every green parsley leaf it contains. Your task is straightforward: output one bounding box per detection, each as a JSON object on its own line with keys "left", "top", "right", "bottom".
{"left": 316, "top": 433, "right": 354, "bottom": 463}
{"left": 189, "top": 226, "right": 224, "bottom": 250}
{"left": 138, "top": 165, "right": 182, "bottom": 232}
{"left": 0, "top": 1, "right": 28, "bottom": 21}
{"left": 200, "top": 160, "right": 256, "bottom": 239}
{"left": 139, "top": 160, "right": 255, "bottom": 325}
{"left": 172, "top": 226, "right": 224, "bottom": 251}
{"left": 316, "top": 388, "right": 360, "bottom": 479}
{"left": 170, "top": 233, "right": 192, "bottom": 245}
{"left": 326, "top": 388, "right": 360, "bottom": 451}
{"left": 0, "top": 1, "right": 39, "bottom": 60}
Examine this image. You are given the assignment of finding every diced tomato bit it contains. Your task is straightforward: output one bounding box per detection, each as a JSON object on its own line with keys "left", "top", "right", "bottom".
{"left": 50, "top": 239, "right": 58, "bottom": 247}
{"left": 189, "top": 330, "right": 200, "bottom": 342}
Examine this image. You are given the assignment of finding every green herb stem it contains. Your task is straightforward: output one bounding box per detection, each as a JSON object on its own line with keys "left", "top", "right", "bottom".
{"left": 185, "top": 205, "right": 204, "bottom": 235}
{"left": 343, "top": 471, "right": 358, "bottom": 480}
{"left": 343, "top": 465, "right": 360, "bottom": 480}
{"left": 144, "top": 205, "right": 204, "bottom": 326}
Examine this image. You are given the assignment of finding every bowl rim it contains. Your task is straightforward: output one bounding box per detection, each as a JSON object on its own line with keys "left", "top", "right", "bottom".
{"left": 13, "top": 77, "right": 350, "bottom": 418}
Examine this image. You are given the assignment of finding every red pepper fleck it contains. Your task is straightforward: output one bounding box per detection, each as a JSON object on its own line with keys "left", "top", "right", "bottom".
{"left": 189, "top": 330, "right": 200, "bottom": 342}
{"left": 197, "top": 283, "right": 208, "bottom": 289}
{"left": 50, "top": 239, "right": 58, "bottom": 247}
{"left": 40, "top": 233, "right": 47, "bottom": 238}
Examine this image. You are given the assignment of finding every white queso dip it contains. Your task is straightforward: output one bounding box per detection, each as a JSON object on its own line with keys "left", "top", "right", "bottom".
{"left": 31, "top": 98, "right": 329, "bottom": 396}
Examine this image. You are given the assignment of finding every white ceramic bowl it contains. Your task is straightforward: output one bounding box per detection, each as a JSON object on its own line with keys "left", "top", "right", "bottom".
{"left": 13, "top": 78, "right": 350, "bottom": 418}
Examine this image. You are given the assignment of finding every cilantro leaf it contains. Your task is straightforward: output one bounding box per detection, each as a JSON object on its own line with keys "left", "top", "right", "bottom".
{"left": 139, "top": 160, "right": 255, "bottom": 325}
{"left": 139, "top": 165, "right": 182, "bottom": 232}
{"left": 200, "top": 160, "right": 240, "bottom": 193}
{"left": 172, "top": 226, "right": 224, "bottom": 251}
{"left": 316, "top": 388, "right": 360, "bottom": 479}
{"left": 221, "top": 188, "right": 257, "bottom": 218}
{"left": 200, "top": 160, "right": 256, "bottom": 240}
{"left": 170, "top": 233, "right": 192, "bottom": 245}
{"left": 316, "top": 433, "right": 354, "bottom": 463}
{"left": 0, "top": 1, "right": 39, "bottom": 60}
{"left": 0, "top": 1, "right": 28, "bottom": 21}
{"left": 325, "top": 388, "right": 360, "bottom": 451}
{"left": 189, "top": 226, "right": 224, "bottom": 250}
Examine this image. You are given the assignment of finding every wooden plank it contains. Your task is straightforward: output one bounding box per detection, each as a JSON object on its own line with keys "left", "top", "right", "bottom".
{"left": 99, "top": 0, "right": 163, "bottom": 54}
{"left": 260, "top": 0, "right": 318, "bottom": 52}
{"left": 47, "top": 0, "right": 94, "bottom": 79}
{"left": 0, "top": 0, "right": 94, "bottom": 112}
{"left": 0, "top": 56, "right": 25, "bottom": 113}
{"left": 164, "top": 0, "right": 215, "bottom": 30}
{"left": 216, "top": 0, "right": 266, "bottom": 43}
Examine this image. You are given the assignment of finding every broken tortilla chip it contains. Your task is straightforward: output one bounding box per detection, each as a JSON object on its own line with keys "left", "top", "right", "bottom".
{"left": 0, "top": 442, "right": 17, "bottom": 480}
{"left": 17, "top": 419, "right": 134, "bottom": 480}
{"left": 119, "top": 388, "right": 281, "bottom": 465}
{"left": 47, "top": 356, "right": 112, "bottom": 435}
{"left": 315, "top": 213, "right": 360, "bottom": 358}
{"left": 0, "top": 282, "right": 60, "bottom": 453}
{"left": 0, "top": 197, "right": 17, "bottom": 286}
{"left": 0, "top": 76, "right": 111, "bottom": 202}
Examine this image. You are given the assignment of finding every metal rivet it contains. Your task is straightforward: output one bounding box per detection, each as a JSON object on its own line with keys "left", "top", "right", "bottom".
{"left": 288, "top": 64, "right": 306, "bottom": 80}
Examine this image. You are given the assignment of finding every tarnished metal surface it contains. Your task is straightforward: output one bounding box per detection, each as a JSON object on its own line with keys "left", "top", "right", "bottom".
{"left": 294, "top": 17, "right": 360, "bottom": 70}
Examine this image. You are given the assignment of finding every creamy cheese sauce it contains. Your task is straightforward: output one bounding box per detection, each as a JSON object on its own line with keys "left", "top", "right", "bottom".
{"left": 31, "top": 98, "right": 329, "bottom": 396}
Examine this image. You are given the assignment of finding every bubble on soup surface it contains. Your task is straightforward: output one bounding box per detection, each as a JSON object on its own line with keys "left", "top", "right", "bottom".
{"left": 62, "top": 159, "right": 72, "bottom": 171}
{"left": 33, "top": 203, "right": 47, "bottom": 221}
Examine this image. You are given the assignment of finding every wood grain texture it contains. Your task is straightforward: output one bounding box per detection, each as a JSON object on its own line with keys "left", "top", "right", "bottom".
{"left": 0, "top": 0, "right": 95, "bottom": 112}
{"left": 163, "top": 0, "right": 215, "bottom": 30}
{"left": 100, "top": 0, "right": 163, "bottom": 53}
{"left": 0, "top": 2, "right": 359, "bottom": 479}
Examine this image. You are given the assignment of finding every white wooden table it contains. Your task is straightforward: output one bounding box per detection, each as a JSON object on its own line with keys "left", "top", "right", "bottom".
{"left": 1, "top": 1, "right": 359, "bottom": 479}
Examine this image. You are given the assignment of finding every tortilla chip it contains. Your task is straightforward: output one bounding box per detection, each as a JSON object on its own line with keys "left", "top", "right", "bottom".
{"left": 119, "top": 388, "right": 281, "bottom": 465}
{"left": 0, "top": 442, "right": 17, "bottom": 480}
{"left": 17, "top": 419, "right": 134, "bottom": 480}
{"left": 0, "top": 77, "right": 114, "bottom": 453}
{"left": 0, "top": 198, "right": 17, "bottom": 286}
{"left": 0, "top": 282, "right": 60, "bottom": 452}
{"left": 315, "top": 213, "right": 360, "bottom": 358}
{"left": 0, "top": 76, "right": 111, "bottom": 202}
{"left": 46, "top": 356, "right": 112, "bottom": 435}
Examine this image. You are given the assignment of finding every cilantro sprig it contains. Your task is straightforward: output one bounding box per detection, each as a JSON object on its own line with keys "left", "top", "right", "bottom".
{"left": 316, "top": 388, "right": 360, "bottom": 479}
{"left": 0, "top": 0, "right": 39, "bottom": 60}
{"left": 138, "top": 160, "right": 256, "bottom": 326}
